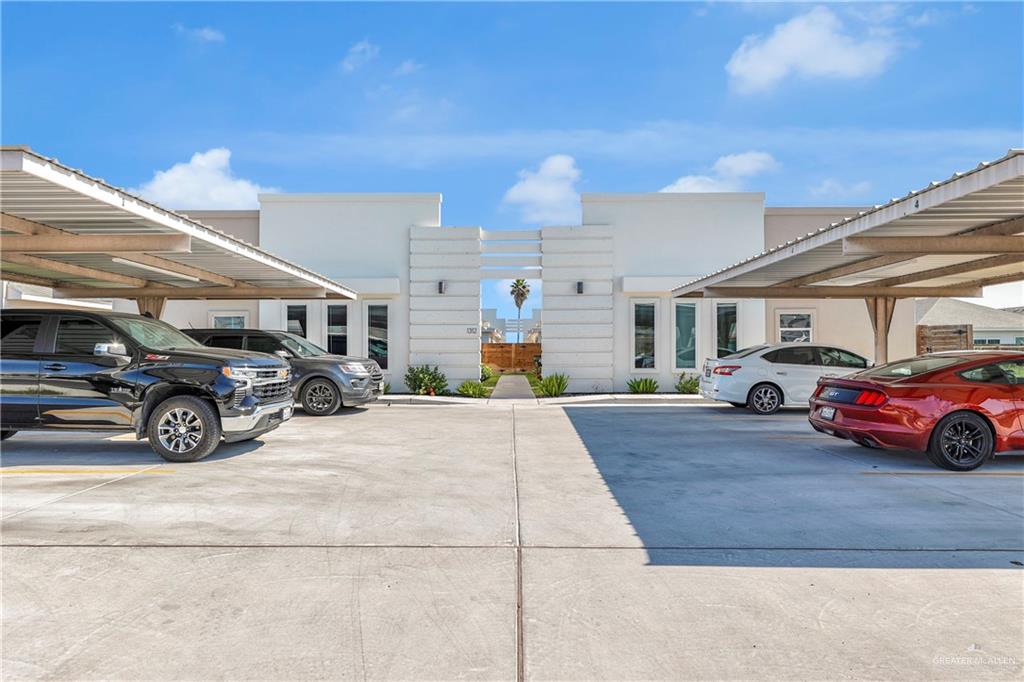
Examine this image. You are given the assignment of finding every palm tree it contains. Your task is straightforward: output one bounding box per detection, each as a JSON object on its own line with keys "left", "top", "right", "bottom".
{"left": 510, "top": 279, "right": 531, "bottom": 342}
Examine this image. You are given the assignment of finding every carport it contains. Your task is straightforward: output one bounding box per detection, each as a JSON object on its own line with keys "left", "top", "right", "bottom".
{"left": 0, "top": 146, "right": 356, "bottom": 316}
{"left": 675, "top": 149, "right": 1024, "bottom": 363}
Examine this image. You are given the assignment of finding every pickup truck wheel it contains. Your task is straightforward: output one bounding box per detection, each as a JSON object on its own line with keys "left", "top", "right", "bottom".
{"left": 301, "top": 379, "right": 341, "bottom": 416}
{"left": 147, "top": 396, "right": 221, "bottom": 462}
{"left": 1, "top": 430, "right": 16, "bottom": 440}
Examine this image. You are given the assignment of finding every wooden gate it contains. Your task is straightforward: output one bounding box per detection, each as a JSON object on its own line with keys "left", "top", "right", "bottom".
{"left": 482, "top": 343, "right": 542, "bottom": 373}
{"left": 917, "top": 324, "right": 973, "bottom": 354}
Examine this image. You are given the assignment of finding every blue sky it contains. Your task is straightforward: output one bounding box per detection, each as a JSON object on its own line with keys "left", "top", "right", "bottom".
{"left": 3, "top": 2, "right": 1022, "bottom": 319}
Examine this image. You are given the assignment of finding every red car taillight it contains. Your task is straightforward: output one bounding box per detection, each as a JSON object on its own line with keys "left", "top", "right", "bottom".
{"left": 713, "top": 365, "right": 742, "bottom": 376}
{"left": 854, "top": 389, "right": 887, "bottom": 406}
{"left": 812, "top": 384, "right": 827, "bottom": 398}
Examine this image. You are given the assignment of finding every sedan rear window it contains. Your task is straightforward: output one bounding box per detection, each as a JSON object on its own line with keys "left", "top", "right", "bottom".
{"left": 862, "top": 356, "right": 962, "bottom": 378}
{"left": 722, "top": 345, "right": 769, "bottom": 360}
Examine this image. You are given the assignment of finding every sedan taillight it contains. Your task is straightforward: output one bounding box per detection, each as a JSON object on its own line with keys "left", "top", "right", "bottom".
{"left": 854, "top": 389, "right": 887, "bottom": 406}
{"left": 713, "top": 365, "right": 742, "bottom": 376}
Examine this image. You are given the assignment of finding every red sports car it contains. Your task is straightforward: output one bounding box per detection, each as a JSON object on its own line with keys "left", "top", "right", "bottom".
{"left": 808, "top": 351, "right": 1024, "bottom": 471}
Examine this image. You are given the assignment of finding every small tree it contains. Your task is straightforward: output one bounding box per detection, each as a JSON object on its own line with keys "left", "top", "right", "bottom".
{"left": 510, "top": 279, "right": 531, "bottom": 343}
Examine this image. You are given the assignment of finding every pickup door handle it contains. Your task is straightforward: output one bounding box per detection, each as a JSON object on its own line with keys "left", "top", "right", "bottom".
{"left": 43, "top": 363, "right": 67, "bottom": 371}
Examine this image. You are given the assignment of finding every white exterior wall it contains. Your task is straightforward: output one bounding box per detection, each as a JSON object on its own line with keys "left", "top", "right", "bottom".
{"left": 580, "top": 193, "right": 767, "bottom": 392}
{"left": 408, "top": 226, "right": 482, "bottom": 387}
{"left": 256, "top": 194, "right": 442, "bottom": 392}
{"left": 541, "top": 226, "right": 615, "bottom": 393}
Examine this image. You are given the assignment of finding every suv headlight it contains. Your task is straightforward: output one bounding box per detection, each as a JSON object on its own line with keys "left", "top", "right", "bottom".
{"left": 339, "top": 362, "right": 369, "bottom": 375}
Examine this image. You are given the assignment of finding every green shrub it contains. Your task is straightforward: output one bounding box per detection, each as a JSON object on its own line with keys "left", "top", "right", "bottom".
{"left": 538, "top": 373, "right": 569, "bottom": 397}
{"left": 627, "top": 377, "right": 659, "bottom": 394}
{"left": 383, "top": 382, "right": 391, "bottom": 395}
{"left": 457, "top": 380, "right": 488, "bottom": 398}
{"left": 675, "top": 374, "right": 699, "bottom": 394}
{"left": 404, "top": 365, "right": 449, "bottom": 396}
{"left": 480, "top": 364, "right": 494, "bottom": 381}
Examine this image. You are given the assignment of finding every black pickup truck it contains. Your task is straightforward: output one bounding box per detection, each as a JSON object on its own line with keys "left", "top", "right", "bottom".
{"left": 0, "top": 309, "right": 294, "bottom": 462}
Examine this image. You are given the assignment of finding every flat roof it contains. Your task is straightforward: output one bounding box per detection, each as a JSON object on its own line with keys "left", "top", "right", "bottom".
{"left": 1, "top": 146, "right": 356, "bottom": 300}
{"left": 674, "top": 149, "right": 1024, "bottom": 299}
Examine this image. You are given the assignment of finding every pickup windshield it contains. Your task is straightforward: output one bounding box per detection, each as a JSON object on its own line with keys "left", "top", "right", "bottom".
{"left": 111, "top": 317, "right": 204, "bottom": 351}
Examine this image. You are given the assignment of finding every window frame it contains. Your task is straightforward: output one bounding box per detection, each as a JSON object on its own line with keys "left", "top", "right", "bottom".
{"left": 326, "top": 302, "right": 350, "bottom": 357}
{"left": 363, "top": 301, "right": 391, "bottom": 373}
{"left": 713, "top": 301, "right": 740, "bottom": 359}
{"left": 671, "top": 301, "right": 698, "bottom": 372}
{"left": 776, "top": 309, "right": 815, "bottom": 344}
{"left": 630, "top": 298, "right": 659, "bottom": 373}
{"left": 286, "top": 304, "right": 309, "bottom": 339}
{"left": 208, "top": 310, "right": 249, "bottom": 330}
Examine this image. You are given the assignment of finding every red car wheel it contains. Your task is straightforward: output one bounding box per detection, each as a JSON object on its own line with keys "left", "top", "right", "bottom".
{"left": 927, "top": 412, "right": 994, "bottom": 472}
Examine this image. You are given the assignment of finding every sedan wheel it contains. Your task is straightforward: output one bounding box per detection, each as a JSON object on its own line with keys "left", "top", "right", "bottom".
{"left": 301, "top": 379, "right": 341, "bottom": 416}
{"left": 748, "top": 384, "right": 782, "bottom": 415}
{"left": 928, "top": 413, "right": 993, "bottom": 471}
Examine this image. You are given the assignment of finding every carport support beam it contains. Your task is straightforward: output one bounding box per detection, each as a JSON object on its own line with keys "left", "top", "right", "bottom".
{"left": 865, "top": 296, "right": 896, "bottom": 365}
{"left": 134, "top": 296, "right": 167, "bottom": 320}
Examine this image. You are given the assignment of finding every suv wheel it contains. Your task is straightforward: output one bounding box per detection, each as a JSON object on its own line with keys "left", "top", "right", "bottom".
{"left": 1, "top": 430, "right": 16, "bottom": 440}
{"left": 748, "top": 384, "right": 783, "bottom": 415}
{"left": 147, "top": 396, "right": 221, "bottom": 462}
{"left": 301, "top": 379, "right": 341, "bottom": 416}
{"left": 927, "top": 412, "right": 993, "bottom": 472}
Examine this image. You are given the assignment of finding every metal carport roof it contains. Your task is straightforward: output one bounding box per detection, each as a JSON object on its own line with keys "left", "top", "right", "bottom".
{"left": 1, "top": 146, "right": 355, "bottom": 316}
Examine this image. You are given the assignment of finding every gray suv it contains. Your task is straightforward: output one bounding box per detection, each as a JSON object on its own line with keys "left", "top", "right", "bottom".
{"left": 184, "top": 329, "right": 384, "bottom": 416}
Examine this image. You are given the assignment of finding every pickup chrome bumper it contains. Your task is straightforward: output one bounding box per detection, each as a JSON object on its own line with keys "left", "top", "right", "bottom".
{"left": 221, "top": 398, "right": 294, "bottom": 433}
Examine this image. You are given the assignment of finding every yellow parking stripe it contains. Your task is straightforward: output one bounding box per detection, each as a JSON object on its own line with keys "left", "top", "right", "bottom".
{"left": 1, "top": 468, "right": 174, "bottom": 476}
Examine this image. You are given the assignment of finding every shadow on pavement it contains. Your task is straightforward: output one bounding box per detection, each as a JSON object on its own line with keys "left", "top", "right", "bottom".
{"left": 0, "top": 432, "right": 265, "bottom": 467}
{"left": 562, "top": 406, "right": 1024, "bottom": 568}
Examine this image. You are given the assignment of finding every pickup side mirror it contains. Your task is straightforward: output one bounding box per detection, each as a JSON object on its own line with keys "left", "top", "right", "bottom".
{"left": 94, "top": 342, "right": 129, "bottom": 357}
{"left": 274, "top": 349, "right": 293, "bottom": 359}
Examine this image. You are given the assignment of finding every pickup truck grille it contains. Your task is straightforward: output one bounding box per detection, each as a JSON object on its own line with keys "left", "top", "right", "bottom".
{"left": 253, "top": 380, "right": 292, "bottom": 402}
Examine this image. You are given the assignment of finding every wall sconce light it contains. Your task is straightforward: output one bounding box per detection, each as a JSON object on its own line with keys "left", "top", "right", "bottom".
{"left": 438, "top": 280, "right": 447, "bottom": 294}
{"left": 576, "top": 281, "right": 584, "bottom": 294}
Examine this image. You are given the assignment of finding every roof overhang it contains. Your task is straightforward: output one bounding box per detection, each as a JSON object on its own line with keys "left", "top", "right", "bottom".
{"left": 674, "top": 149, "right": 1024, "bottom": 300}
{"left": 0, "top": 147, "right": 356, "bottom": 300}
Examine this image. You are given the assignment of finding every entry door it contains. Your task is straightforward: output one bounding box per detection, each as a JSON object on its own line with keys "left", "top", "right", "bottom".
{"left": 37, "top": 316, "right": 136, "bottom": 428}
{"left": 0, "top": 314, "right": 44, "bottom": 428}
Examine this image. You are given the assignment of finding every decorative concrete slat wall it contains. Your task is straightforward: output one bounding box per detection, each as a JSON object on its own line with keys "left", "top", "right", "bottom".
{"left": 541, "top": 226, "right": 615, "bottom": 393}
{"left": 408, "top": 226, "right": 482, "bottom": 386}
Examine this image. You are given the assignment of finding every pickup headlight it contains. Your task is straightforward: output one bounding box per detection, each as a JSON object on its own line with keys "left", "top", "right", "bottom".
{"left": 222, "top": 366, "right": 259, "bottom": 381}
{"left": 339, "top": 363, "right": 369, "bottom": 375}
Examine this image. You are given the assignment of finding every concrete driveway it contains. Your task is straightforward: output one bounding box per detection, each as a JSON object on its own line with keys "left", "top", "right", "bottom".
{"left": 2, "top": 404, "right": 1022, "bottom": 680}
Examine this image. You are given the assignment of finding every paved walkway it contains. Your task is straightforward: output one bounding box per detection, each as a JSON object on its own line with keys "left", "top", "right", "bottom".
{"left": 489, "top": 374, "right": 535, "bottom": 399}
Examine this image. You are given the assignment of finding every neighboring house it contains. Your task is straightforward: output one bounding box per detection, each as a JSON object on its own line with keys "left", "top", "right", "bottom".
{"left": 506, "top": 309, "right": 542, "bottom": 343}
{"left": 917, "top": 298, "right": 1024, "bottom": 348}
{"left": 481, "top": 308, "right": 505, "bottom": 344}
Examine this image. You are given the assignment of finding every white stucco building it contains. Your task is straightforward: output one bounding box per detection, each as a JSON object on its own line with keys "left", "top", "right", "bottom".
{"left": 2, "top": 189, "right": 923, "bottom": 393}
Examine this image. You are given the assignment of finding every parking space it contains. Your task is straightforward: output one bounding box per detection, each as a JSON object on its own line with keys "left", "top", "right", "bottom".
{"left": 3, "top": 404, "right": 1022, "bottom": 680}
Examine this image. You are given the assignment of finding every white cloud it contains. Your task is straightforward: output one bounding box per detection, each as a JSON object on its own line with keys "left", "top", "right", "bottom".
{"left": 726, "top": 6, "right": 898, "bottom": 94}
{"left": 810, "top": 178, "right": 873, "bottom": 199}
{"left": 661, "top": 150, "right": 778, "bottom": 192}
{"left": 393, "top": 59, "right": 423, "bottom": 76}
{"left": 502, "top": 155, "right": 581, "bottom": 225}
{"left": 132, "top": 148, "right": 276, "bottom": 209}
{"left": 341, "top": 40, "right": 380, "bottom": 73}
{"left": 172, "top": 23, "right": 225, "bottom": 43}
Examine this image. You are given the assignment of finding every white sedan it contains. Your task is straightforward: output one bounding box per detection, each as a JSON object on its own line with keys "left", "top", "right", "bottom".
{"left": 699, "top": 343, "right": 871, "bottom": 415}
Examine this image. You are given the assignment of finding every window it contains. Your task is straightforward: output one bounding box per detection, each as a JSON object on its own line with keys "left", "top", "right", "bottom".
{"left": 327, "top": 304, "right": 348, "bottom": 355}
{"left": 764, "top": 346, "right": 817, "bottom": 366}
{"left": 206, "top": 335, "right": 244, "bottom": 350}
{"left": 674, "top": 303, "right": 697, "bottom": 370}
{"left": 210, "top": 312, "right": 248, "bottom": 329}
{"left": 974, "top": 338, "right": 1001, "bottom": 347}
{"left": 367, "top": 304, "right": 389, "bottom": 369}
{"left": 632, "top": 301, "right": 656, "bottom": 369}
{"left": 716, "top": 303, "right": 737, "bottom": 358}
{"left": 778, "top": 311, "right": 813, "bottom": 343}
{"left": 1, "top": 316, "right": 42, "bottom": 355}
{"left": 246, "top": 335, "right": 281, "bottom": 354}
{"left": 960, "top": 361, "right": 1024, "bottom": 385}
{"left": 55, "top": 318, "right": 117, "bottom": 355}
{"left": 110, "top": 317, "right": 202, "bottom": 351}
{"left": 863, "top": 356, "right": 961, "bottom": 378}
{"left": 287, "top": 305, "right": 308, "bottom": 338}
{"left": 818, "top": 347, "right": 868, "bottom": 369}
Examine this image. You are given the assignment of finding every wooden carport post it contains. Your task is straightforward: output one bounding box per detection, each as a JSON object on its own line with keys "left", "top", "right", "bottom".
{"left": 134, "top": 296, "right": 167, "bottom": 320}
{"left": 865, "top": 296, "right": 897, "bottom": 365}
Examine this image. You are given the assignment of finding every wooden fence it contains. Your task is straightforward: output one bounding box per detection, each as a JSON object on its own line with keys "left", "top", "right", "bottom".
{"left": 482, "top": 343, "right": 542, "bottom": 373}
